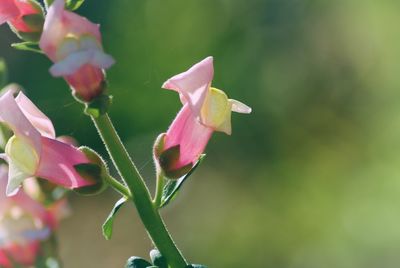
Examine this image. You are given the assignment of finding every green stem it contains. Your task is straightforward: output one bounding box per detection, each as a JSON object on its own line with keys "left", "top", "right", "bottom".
{"left": 106, "top": 175, "right": 132, "bottom": 199}
{"left": 92, "top": 114, "right": 187, "bottom": 268}
{"left": 153, "top": 172, "right": 165, "bottom": 207}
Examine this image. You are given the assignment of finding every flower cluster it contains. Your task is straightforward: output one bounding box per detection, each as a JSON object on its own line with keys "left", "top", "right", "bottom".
{"left": 0, "top": 0, "right": 252, "bottom": 266}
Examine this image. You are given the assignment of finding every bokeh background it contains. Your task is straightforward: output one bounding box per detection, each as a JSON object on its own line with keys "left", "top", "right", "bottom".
{"left": 2, "top": 0, "right": 400, "bottom": 267}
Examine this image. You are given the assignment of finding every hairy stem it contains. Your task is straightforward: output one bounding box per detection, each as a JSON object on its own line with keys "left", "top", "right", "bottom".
{"left": 92, "top": 114, "right": 187, "bottom": 268}
{"left": 105, "top": 175, "right": 132, "bottom": 199}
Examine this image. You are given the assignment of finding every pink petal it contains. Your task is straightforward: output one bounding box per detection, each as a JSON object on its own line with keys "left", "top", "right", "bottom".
{"left": 165, "top": 104, "right": 213, "bottom": 169}
{"left": 0, "top": 90, "right": 41, "bottom": 157}
{"left": 7, "top": 0, "right": 40, "bottom": 32}
{"left": 12, "top": 188, "right": 56, "bottom": 229}
{"left": 15, "top": 92, "right": 56, "bottom": 139}
{"left": 0, "top": 164, "right": 54, "bottom": 227}
{"left": 64, "top": 64, "right": 105, "bottom": 101}
{"left": 0, "top": 250, "right": 11, "bottom": 268}
{"left": 4, "top": 241, "right": 40, "bottom": 266}
{"left": 36, "top": 137, "right": 94, "bottom": 189}
{"left": 0, "top": 0, "right": 19, "bottom": 25}
{"left": 0, "top": 165, "right": 13, "bottom": 213}
{"left": 162, "top": 57, "right": 214, "bottom": 117}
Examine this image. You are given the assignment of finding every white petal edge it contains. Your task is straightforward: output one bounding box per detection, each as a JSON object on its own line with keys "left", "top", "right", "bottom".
{"left": 230, "top": 99, "right": 252, "bottom": 114}
{"left": 6, "top": 161, "right": 30, "bottom": 196}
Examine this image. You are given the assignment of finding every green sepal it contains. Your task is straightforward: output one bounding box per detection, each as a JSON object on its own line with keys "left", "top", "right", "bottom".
{"left": 73, "top": 147, "right": 109, "bottom": 195}
{"left": 44, "top": 0, "right": 54, "bottom": 9}
{"left": 125, "top": 257, "right": 152, "bottom": 268}
{"left": 13, "top": 31, "right": 42, "bottom": 43}
{"left": 73, "top": 163, "right": 105, "bottom": 195}
{"left": 22, "top": 14, "right": 44, "bottom": 32}
{"left": 102, "top": 197, "right": 127, "bottom": 240}
{"left": 157, "top": 144, "right": 193, "bottom": 179}
{"left": 11, "top": 42, "right": 43, "bottom": 54}
{"left": 84, "top": 93, "right": 112, "bottom": 118}
{"left": 160, "top": 155, "right": 205, "bottom": 208}
{"left": 0, "top": 58, "right": 7, "bottom": 88}
{"left": 150, "top": 249, "right": 167, "bottom": 268}
{"left": 66, "top": 0, "right": 85, "bottom": 10}
{"left": 27, "top": 0, "right": 45, "bottom": 13}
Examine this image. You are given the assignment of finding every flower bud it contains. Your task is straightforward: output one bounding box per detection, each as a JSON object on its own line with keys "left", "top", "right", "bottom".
{"left": 39, "top": 0, "right": 114, "bottom": 102}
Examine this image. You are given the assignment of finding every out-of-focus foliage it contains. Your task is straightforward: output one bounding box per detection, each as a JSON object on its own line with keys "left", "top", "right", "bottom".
{"left": 2, "top": 0, "right": 400, "bottom": 267}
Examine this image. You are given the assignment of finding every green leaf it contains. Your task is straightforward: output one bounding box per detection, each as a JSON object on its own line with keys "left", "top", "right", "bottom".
{"left": 102, "top": 197, "right": 127, "bottom": 240}
{"left": 150, "top": 249, "right": 167, "bottom": 268}
{"left": 11, "top": 42, "right": 43, "bottom": 54}
{"left": 125, "top": 257, "right": 152, "bottom": 268}
{"left": 185, "top": 265, "right": 208, "bottom": 268}
{"left": 66, "top": 0, "right": 85, "bottom": 10}
{"left": 0, "top": 58, "right": 7, "bottom": 88}
{"left": 160, "top": 155, "right": 205, "bottom": 208}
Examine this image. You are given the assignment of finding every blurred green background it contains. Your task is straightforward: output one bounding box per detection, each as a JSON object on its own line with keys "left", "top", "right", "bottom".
{"left": 2, "top": 0, "right": 400, "bottom": 267}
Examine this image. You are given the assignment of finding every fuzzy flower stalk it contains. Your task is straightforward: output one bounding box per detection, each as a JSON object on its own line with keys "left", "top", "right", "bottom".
{"left": 39, "top": 0, "right": 114, "bottom": 102}
{"left": 155, "top": 57, "right": 252, "bottom": 178}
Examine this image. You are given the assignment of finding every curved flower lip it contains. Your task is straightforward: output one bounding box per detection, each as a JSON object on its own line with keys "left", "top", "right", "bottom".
{"left": 0, "top": 90, "right": 42, "bottom": 159}
{"left": 15, "top": 92, "right": 55, "bottom": 139}
{"left": 162, "top": 57, "right": 252, "bottom": 134}
{"left": 162, "top": 56, "right": 214, "bottom": 117}
{"left": 49, "top": 49, "right": 115, "bottom": 77}
{"left": 0, "top": 90, "right": 95, "bottom": 195}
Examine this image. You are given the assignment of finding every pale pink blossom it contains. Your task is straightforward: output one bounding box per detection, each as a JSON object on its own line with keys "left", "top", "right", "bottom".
{"left": 161, "top": 57, "right": 251, "bottom": 172}
{"left": 0, "top": 0, "right": 41, "bottom": 33}
{"left": 0, "top": 165, "right": 54, "bottom": 267}
{"left": 0, "top": 90, "right": 94, "bottom": 195}
{"left": 39, "top": 0, "right": 114, "bottom": 101}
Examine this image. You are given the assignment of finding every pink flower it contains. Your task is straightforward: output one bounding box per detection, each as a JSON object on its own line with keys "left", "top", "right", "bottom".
{"left": 0, "top": 164, "right": 54, "bottom": 267}
{"left": 0, "top": 0, "right": 42, "bottom": 33}
{"left": 39, "top": 0, "right": 114, "bottom": 102}
{"left": 159, "top": 57, "right": 252, "bottom": 176}
{"left": 0, "top": 90, "right": 95, "bottom": 196}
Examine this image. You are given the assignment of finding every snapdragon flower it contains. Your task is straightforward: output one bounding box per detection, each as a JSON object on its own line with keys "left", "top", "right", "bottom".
{"left": 39, "top": 0, "right": 114, "bottom": 102}
{"left": 156, "top": 57, "right": 251, "bottom": 178}
{"left": 0, "top": 90, "right": 95, "bottom": 195}
{"left": 0, "top": 164, "right": 55, "bottom": 267}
